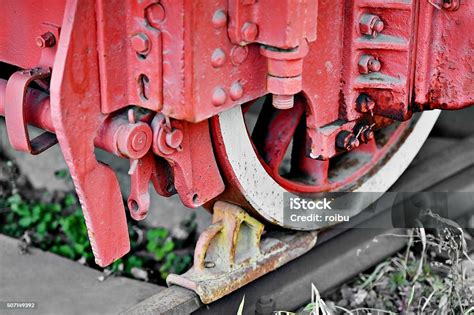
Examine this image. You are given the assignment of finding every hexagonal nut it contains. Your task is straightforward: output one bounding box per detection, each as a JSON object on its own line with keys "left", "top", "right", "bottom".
{"left": 358, "top": 55, "right": 382, "bottom": 74}
{"left": 356, "top": 94, "right": 376, "bottom": 113}
{"left": 266, "top": 75, "right": 302, "bottom": 95}
{"left": 241, "top": 22, "right": 258, "bottom": 42}
{"left": 36, "top": 32, "right": 56, "bottom": 48}
{"left": 359, "top": 14, "right": 384, "bottom": 37}
{"left": 336, "top": 130, "right": 355, "bottom": 150}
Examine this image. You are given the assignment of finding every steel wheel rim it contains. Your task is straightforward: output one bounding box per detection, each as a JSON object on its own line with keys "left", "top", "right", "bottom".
{"left": 212, "top": 98, "right": 440, "bottom": 230}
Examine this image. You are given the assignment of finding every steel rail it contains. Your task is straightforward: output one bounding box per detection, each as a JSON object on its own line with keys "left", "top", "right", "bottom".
{"left": 125, "top": 135, "right": 474, "bottom": 315}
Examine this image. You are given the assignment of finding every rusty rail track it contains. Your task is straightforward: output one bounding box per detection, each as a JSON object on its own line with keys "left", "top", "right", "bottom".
{"left": 125, "top": 135, "right": 474, "bottom": 315}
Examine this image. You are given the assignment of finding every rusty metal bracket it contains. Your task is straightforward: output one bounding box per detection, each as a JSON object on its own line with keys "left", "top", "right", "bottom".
{"left": 167, "top": 201, "right": 318, "bottom": 304}
{"left": 4, "top": 68, "right": 57, "bottom": 155}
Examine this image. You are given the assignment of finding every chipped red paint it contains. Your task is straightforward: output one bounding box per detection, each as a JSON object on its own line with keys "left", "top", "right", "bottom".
{"left": 0, "top": 0, "right": 472, "bottom": 268}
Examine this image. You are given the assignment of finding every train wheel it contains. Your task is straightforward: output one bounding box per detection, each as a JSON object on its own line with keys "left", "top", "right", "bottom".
{"left": 211, "top": 95, "right": 440, "bottom": 230}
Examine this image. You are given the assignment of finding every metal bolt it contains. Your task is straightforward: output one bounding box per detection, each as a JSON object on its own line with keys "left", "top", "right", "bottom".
{"left": 310, "top": 151, "right": 329, "bottom": 161}
{"left": 145, "top": 3, "right": 166, "bottom": 28}
{"left": 36, "top": 32, "right": 56, "bottom": 48}
{"left": 230, "top": 46, "right": 249, "bottom": 65}
{"left": 212, "top": 10, "right": 227, "bottom": 28}
{"left": 360, "top": 14, "right": 384, "bottom": 37}
{"left": 362, "top": 129, "right": 375, "bottom": 143}
{"left": 443, "top": 0, "right": 460, "bottom": 10}
{"left": 336, "top": 130, "right": 359, "bottom": 151}
{"left": 356, "top": 94, "right": 376, "bottom": 114}
{"left": 374, "top": 20, "right": 385, "bottom": 33}
{"left": 204, "top": 261, "right": 215, "bottom": 268}
{"left": 229, "top": 82, "right": 244, "bottom": 100}
{"left": 358, "top": 55, "right": 382, "bottom": 74}
{"left": 272, "top": 94, "right": 294, "bottom": 110}
{"left": 131, "top": 131, "right": 148, "bottom": 151}
{"left": 212, "top": 87, "right": 227, "bottom": 106}
{"left": 165, "top": 129, "right": 183, "bottom": 149}
{"left": 131, "top": 33, "right": 150, "bottom": 55}
{"left": 211, "top": 48, "right": 226, "bottom": 68}
{"left": 241, "top": 22, "right": 258, "bottom": 42}
{"left": 117, "top": 122, "right": 152, "bottom": 159}
{"left": 255, "top": 296, "right": 276, "bottom": 315}
{"left": 354, "top": 124, "right": 375, "bottom": 144}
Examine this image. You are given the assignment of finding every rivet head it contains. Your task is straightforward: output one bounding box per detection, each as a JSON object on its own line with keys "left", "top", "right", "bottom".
{"left": 211, "top": 49, "right": 226, "bottom": 68}
{"left": 131, "top": 33, "right": 150, "bottom": 54}
{"left": 212, "top": 10, "right": 227, "bottom": 28}
{"left": 212, "top": 88, "right": 227, "bottom": 106}
{"left": 230, "top": 82, "right": 244, "bottom": 100}
{"left": 36, "top": 32, "right": 56, "bottom": 48}
{"left": 241, "top": 22, "right": 258, "bottom": 42}
{"left": 145, "top": 3, "right": 166, "bottom": 28}
{"left": 230, "top": 46, "right": 249, "bottom": 65}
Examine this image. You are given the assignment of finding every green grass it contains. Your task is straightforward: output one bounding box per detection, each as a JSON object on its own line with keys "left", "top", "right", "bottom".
{"left": 0, "top": 160, "right": 196, "bottom": 285}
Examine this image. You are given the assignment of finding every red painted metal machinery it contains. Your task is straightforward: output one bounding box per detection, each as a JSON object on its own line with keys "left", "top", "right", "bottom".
{"left": 0, "top": 0, "right": 473, "bottom": 301}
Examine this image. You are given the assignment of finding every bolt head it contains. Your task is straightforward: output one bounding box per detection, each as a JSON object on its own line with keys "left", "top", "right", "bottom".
{"left": 360, "top": 14, "right": 384, "bottom": 37}
{"left": 373, "top": 20, "right": 385, "bottom": 34}
{"left": 358, "top": 55, "right": 381, "bottom": 74}
{"left": 336, "top": 131, "right": 355, "bottom": 150}
{"left": 348, "top": 137, "right": 360, "bottom": 150}
{"left": 165, "top": 129, "right": 184, "bottom": 149}
{"left": 36, "top": 32, "right": 56, "bottom": 48}
{"left": 256, "top": 296, "right": 275, "bottom": 313}
{"left": 443, "top": 0, "right": 460, "bottom": 10}
{"left": 131, "top": 33, "right": 150, "bottom": 54}
{"left": 131, "top": 131, "right": 148, "bottom": 151}
{"left": 118, "top": 122, "right": 152, "bottom": 159}
{"left": 230, "top": 46, "right": 249, "bottom": 65}
{"left": 356, "top": 94, "right": 375, "bottom": 113}
{"left": 145, "top": 3, "right": 166, "bottom": 28}
{"left": 368, "top": 58, "right": 381, "bottom": 72}
{"left": 241, "top": 22, "right": 258, "bottom": 42}
{"left": 364, "top": 129, "right": 375, "bottom": 142}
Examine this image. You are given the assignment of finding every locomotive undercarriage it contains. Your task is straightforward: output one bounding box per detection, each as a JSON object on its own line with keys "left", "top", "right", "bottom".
{"left": 1, "top": 0, "right": 472, "bottom": 303}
